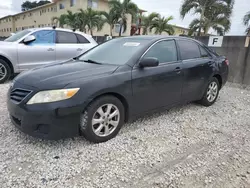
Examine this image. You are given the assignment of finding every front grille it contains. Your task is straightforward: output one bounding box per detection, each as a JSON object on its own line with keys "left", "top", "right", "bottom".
{"left": 10, "top": 88, "right": 32, "bottom": 103}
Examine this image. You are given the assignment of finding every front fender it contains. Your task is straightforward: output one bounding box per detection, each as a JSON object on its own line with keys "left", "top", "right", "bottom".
{"left": 0, "top": 46, "right": 19, "bottom": 72}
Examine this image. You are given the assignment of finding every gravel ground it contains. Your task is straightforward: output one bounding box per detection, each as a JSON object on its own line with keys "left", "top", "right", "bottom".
{"left": 0, "top": 83, "right": 250, "bottom": 188}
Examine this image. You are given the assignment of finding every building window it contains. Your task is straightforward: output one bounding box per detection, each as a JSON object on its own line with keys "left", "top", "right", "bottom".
{"left": 10, "top": 28, "right": 12, "bottom": 32}
{"left": 59, "top": 3, "right": 65, "bottom": 9}
{"left": 70, "top": 0, "right": 76, "bottom": 7}
{"left": 48, "top": 8, "right": 50, "bottom": 12}
{"left": 7, "top": 28, "right": 9, "bottom": 32}
{"left": 9, "top": 18, "right": 11, "bottom": 21}
{"left": 88, "top": 0, "right": 98, "bottom": 9}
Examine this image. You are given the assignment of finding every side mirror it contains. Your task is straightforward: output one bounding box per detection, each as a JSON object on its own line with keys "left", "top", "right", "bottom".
{"left": 139, "top": 57, "right": 159, "bottom": 68}
{"left": 23, "top": 35, "right": 36, "bottom": 44}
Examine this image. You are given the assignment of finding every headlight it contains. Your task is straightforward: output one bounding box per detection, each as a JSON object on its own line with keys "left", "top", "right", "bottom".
{"left": 27, "top": 88, "right": 80, "bottom": 104}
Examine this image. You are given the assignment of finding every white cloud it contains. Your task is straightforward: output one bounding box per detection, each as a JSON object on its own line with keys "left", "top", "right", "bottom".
{"left": 0, "top": 0, "right": 248, "bottom": 35}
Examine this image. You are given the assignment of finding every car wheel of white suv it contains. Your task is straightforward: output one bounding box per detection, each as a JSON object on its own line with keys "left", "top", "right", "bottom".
{"left": 0, "top": 59, "right": 11, "bottom": 84}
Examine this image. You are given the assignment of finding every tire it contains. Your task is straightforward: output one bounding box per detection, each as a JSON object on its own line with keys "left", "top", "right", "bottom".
{"left": 80, "top": 95, "right": 125, "bottom": 143}
{"left": 0, "top": 59, "right": 11, "bottom": 84}
{"left": 199, "top": 77, "right": 220, "bottom": 107}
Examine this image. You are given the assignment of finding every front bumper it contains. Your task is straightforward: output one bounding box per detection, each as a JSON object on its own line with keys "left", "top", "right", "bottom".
{"left": 7, "top": 87, "right": 83, "bottom": 140}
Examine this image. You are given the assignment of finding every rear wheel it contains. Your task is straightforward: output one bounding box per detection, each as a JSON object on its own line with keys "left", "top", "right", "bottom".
{"left": 0, "top": 59, "right": 11, "bottom": 84}
{"left": 199, "top": 77, "right": 220, "bottom": 106}
{"left": 80, "top": 96, "right": 125, "bottom": 143}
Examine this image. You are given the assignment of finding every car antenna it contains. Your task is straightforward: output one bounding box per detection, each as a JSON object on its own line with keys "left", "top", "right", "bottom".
{"left": 72, "top": 28, "right": 76, "bottom": 32}
{"left": 52, "top": 26, "right": 56, "bottom": 29}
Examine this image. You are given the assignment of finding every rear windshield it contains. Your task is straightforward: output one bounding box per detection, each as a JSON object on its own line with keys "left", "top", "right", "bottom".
{"left": 79, "top": 38, "right": 150, "bottom": 65}
{"left": 5, "top": 29, "right": 31, "bottom": 42}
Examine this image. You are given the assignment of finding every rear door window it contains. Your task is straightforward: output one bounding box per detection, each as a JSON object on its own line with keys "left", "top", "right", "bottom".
{"left": 56, "top": 31, "right": 78, "bottom": 44}
{"left": 178, "top": 40, "right": 201, "bottom": 60}
{"left": 143, "top": 40, "right": 178, "bottom": 64}
{"left": 76, "top": 34, "right": 90, "bottom": 43}
{"left": 199, "top": 46, "right": 210, "bottom": 58}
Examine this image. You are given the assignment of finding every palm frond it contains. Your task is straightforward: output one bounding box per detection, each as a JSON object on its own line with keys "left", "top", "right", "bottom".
{"left": 243, "top": 11, "right": 250, "bottom": 26}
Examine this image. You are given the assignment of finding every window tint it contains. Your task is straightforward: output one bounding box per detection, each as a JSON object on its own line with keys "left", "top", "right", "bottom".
{"left": 76, "top": 34, "right": 90, "bottom": 43}
{"left": 199, "top": 46, "right": 209, "bottom": 57}
{"left": 144, "top": 40, "right": 177, "bottom": 63}
{"left": 30, "top": 30, "right": 55, "bottom": 44}
{"left": 178, "top": 40, "right": 201, "bottom": 60}
{"left": 57, "top": 31, "right": 77, "bottom": 44}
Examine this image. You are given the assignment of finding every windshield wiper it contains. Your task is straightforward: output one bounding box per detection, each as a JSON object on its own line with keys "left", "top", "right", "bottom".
{"left": 81, "top": 59, "right": 102, "bottom": 65}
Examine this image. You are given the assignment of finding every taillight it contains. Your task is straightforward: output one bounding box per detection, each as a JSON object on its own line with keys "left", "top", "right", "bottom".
{"left": 225, "top": 58, "right": 229, "bottom": 66}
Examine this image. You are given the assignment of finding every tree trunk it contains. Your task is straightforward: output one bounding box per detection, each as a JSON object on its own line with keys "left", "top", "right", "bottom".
{"left": 119, "top": 23, "right": 123, "bottom": 37}
{"left": 90, "top": 29, "right": 93, "bottom": 36}
{"left": 198, "top": 27, "right": 201, "bottom": 36}
{"left": 110, "top": 25, "right": 113, "bottom": 36}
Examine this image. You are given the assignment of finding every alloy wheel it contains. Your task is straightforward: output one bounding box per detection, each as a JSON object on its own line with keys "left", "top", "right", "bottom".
{"left": 91, "top": 104, "right": 120, "bottom": 137}
{"left": 206, "top": 81, "right": 218, "bottom": 102}
{"left": 0, "top": 63, "right": 7, "bottom": 81}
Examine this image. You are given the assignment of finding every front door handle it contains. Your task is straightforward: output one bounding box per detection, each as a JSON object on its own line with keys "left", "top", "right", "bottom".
{"left": 174, "top": 67, "right": 181, "bottom": 74}
{"left": 47, "top": 48, "right": 55, "bottom": 52}
{"left": 77, "top": 48, "right": 83, "bottom": 51}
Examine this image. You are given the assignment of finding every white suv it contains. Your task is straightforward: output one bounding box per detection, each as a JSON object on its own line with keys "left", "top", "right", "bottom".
{"left": 0, "top": 27, "right": 98, "bottom": 83}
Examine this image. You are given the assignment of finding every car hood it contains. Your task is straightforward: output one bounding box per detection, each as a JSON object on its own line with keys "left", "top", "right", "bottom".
{"left": 0, "top": 41, "right": 16, "bottom": 46}
{"left": 15, "top": 60, "right": 119, "bottom": 89}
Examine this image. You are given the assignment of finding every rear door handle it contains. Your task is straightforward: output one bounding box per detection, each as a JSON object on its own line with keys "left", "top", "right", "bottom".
{"left": 47, "top": 48, "right": 55, "bottom": 52}
{"left": 174, "top": 67, "right": 181, "bottom": 74}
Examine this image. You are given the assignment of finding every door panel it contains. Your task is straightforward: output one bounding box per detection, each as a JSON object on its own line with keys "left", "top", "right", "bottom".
{"left": 18, "top": 30, "right": 56, "bottom": 70}
{"left": 131, "top": 63, "right": 183, "bottom": 115}
{"left": 131, "top": 39, "right": 183, "bottom": 115}
{"left": 55, "top": 31, "right": 78, "bottom": 61}
{"left": 177, "top": 40, "right": 214, "bottom": 102}
{"left": 181, "top": 58, "right": 213, "bottom": 101}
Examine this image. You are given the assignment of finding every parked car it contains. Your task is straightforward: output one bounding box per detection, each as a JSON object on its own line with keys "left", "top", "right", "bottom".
{"left": 7, "top": 36, "right": 229, "bottom": 143}
{"left": 0, "top": 27, "right": 97, "bottom": 83}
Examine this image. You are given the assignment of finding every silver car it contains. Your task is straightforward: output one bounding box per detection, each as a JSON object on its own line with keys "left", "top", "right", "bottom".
{"left": 0, "top": 27, "right": 98, "bottom": 83}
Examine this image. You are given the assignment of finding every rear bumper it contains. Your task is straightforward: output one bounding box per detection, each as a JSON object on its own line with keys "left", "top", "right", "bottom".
{"left": 7, "top": 99, "right": 82, "bottom": 140}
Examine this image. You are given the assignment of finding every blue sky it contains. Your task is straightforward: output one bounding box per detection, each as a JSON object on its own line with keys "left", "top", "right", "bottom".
{"left": 0, "top": 0, "right": 249, "bottom": 35}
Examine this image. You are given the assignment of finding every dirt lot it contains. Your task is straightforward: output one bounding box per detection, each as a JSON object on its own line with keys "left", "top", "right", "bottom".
{"left": 0, "top": 83, "right": 250, "bottom": 188}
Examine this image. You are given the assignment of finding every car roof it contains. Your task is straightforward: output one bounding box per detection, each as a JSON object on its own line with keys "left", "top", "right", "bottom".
{"left": 121, "top": 35, "right": 196, "bottom": 42}
{"left": 26, "top": 27, "right": 92, "bottom": 37}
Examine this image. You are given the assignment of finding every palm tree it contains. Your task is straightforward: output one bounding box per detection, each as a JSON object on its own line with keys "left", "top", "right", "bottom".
{"left": 141, "top": 12, "right": 160, "bottom": 35}
{"left": 188, "top": 7, "right": 231, "bottom": 36}
{"left": 180, "top": 0, "right": 234, "bottom": 36}
{"left": 51, "top": 14, "right": 67, "bottom": 28}
{"left": 150, "top": 16, "right": 175, "bottom": 35}
{"left": 64, "top": 10, "right": 78, "bottom": 29}
{"left": 100, "top": 10, "right": 119, "bottom": 36}
{"left": 243, "top": 11, "right": 250, "bottom": 34}
{"left": 78, "top": 8, "right": 103, "bottom": 36}
{"left": 109, "top": 0, "right": 138, "bottom": 36}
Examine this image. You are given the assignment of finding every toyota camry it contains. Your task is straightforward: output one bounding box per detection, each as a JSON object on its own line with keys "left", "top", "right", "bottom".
{"left": 7, "top": 36, "right": 229, "bottom": 143}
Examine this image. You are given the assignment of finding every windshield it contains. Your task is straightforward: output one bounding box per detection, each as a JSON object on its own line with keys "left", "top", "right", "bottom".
{"left": 5, "top": 29, "right": 31, "bottom": 42}
{"left": 79, "top": 38, "right": 150, "bottom": 65}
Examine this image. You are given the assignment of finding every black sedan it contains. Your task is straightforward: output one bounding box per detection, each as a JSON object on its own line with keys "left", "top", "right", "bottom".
{"left": 7, "top": 36, "right": 229, "bottom": 143}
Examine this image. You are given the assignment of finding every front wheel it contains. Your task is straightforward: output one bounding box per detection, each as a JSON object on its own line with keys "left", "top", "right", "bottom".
{"left": 199, "top": 77, "right": 220, "bottom": 107}
{"left": 80, "top": 95, "right": 125, "bottom": 143}
{"left": 0, "top": 59, "right": 11, "bottom": 84}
